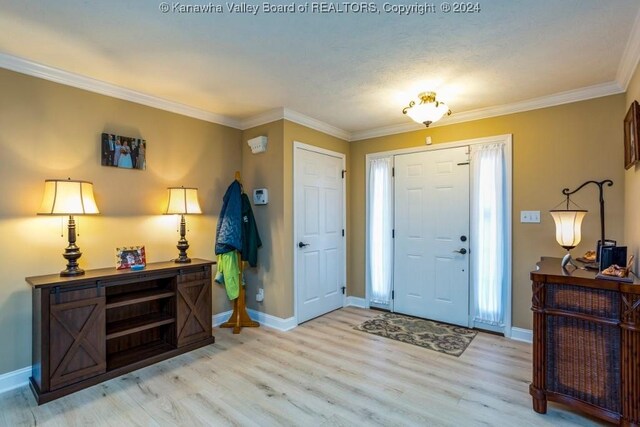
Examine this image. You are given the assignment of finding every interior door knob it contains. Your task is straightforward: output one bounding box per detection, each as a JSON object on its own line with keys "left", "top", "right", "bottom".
{"left": 453, "top": 248, "right": 467, "bottom": 255}
{"left": 298, "top": 242, "right": 310, "bottom": 248}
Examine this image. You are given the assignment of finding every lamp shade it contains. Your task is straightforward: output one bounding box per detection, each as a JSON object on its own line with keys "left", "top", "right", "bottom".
{"left": 550, "top": 209, "right": 587, "bottom": 250}
{"left": 37, "top": 179, "right": 99, "bottom": 215}
{"left": 405, "top": 100, "right": 450, "bottom": 125}
{"left": 165, "top": 187, "right": 202, "bottom": 214}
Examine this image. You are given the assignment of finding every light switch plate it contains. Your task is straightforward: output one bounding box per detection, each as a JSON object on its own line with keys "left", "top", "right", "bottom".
{"left": 520, "top": 210, "right": 541, "bottom": 223}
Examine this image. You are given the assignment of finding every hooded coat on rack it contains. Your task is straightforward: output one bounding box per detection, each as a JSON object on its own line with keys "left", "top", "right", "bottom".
{"left": 214, "top": 179, "right": 262, "bottom": 300}
{"left": 215, "top": 180, "right": 242, "bottom": 255}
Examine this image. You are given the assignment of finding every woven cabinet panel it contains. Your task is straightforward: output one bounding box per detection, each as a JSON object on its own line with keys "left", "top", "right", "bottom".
{"left": 546, "top": 315, "right": 621, "bottom": 413}
{"left": 546, "top": 283, "right": 619, "bottom": 318}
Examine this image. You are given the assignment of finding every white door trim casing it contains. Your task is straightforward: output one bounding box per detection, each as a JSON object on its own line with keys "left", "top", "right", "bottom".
{"left": 365, "top": 134, "right": 513, "bottom": 337}
{"left": 293, "top": 141, "right": 347, "bottom": 324}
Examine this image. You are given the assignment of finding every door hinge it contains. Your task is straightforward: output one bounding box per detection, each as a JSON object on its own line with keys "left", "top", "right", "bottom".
{"left": 342, "top": 170, "right": 346, "bottom": 178}
{"left": 342, "top": 229, "right": 345, "bottom": 237}
{"left": 392, "top": 167, "right": 395, "bottom": 177}
{"left": 392, "top": 290, "right": 395, "bottom": 300}
{"left": 392, "top": 229, "right": 395, "bottom": 238}
{"left": 341, "top": 286, "right": 346, "bottom": 295}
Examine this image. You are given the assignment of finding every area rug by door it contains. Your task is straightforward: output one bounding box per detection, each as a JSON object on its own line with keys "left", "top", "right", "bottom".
{"left": 354, "top": 312, "right": 477, "bottom": 357}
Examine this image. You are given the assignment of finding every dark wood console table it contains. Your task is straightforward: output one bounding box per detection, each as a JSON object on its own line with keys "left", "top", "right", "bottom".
{"left": 27, "top": 259, "right": 215, "bottom": 404}
{"left": 530, "top": 257, "right": 640, "bottom": 426}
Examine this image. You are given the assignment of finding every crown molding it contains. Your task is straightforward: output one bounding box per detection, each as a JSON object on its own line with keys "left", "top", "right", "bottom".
{"left": 238, "top": 107, "right": 286, "bottom": 130}
{"left": 0, "top": 52, "right": 629, "bottom": 143}
{"left": 282, "top": 108, "right": 351, "bottom": 141}
{"left": 350, "top": 81, "right": 624, "bottom": 141}
{"left": 239, "top": 107, "right": 351, "bottom": 141}
{"left": 617, "top": 7, "right": 640, "bottom": 90}
{"left": 0, "top": 53, "right": 242, "bottom": 129}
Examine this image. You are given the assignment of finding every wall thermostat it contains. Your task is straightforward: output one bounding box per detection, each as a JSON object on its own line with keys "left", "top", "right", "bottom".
{"left": 253, "top": 188, "right": 268, "bottom": 205}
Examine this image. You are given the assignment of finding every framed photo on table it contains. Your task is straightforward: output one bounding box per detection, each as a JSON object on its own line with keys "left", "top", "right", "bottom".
{"left": 624, "top": 100, "right": 640, "bottom": 170}
{"left": 116, "top": 246, "right": 146, "bottom": 270}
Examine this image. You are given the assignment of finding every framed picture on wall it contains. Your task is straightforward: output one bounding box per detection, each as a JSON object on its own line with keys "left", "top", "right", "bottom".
{"left": 101, "top": 133, "right": 146, "bottom": 170}
{"left": 624, "top": 101, "right": 640, "bottom": 170}
{"left": 115, "top": 246, "right": 146, "bottom": 270}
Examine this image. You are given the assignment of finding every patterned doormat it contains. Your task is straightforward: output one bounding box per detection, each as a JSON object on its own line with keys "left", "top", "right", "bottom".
{"left": 354, "top": 312, "right": 477, "bottom": 357}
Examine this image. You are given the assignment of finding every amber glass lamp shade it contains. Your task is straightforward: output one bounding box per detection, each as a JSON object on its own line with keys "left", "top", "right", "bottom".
{"left": 550, "top": 209, "right": 587, "bottom": 268}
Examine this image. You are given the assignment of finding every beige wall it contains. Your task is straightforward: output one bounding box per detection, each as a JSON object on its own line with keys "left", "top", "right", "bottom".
{"left": 240, "top": 120, "right": 287, "bottom": 317}
{"left": 350, "top": 95, "right": 625, "bottom": 330}
{"left": 240, "top": 120, "right": 349, "bottom": 319}
{"left": 625, "top": 64, "right": 640, "bottom": 271}
{"left": 0, "top": 68, "right": 242, "bottom": 375}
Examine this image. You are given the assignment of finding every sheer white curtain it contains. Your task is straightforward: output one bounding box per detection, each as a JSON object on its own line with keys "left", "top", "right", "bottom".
{"left": 368, "top": 157, "right": 393, "bottom": 305}
{"left": 471, "top": 144, "right": 506, "bottom": 326}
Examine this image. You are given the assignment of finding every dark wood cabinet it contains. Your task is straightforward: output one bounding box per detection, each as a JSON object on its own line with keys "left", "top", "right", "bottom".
{"left": 28, "top": 259, "right": 215, "bottom": 404}
{"left": 530, "top": 257, "right": 640, "bottom": 426}
{"left": 176, "top": 270, "right": 212, "bottom": 347}
{"left": 49, "top": 286, "right": 106, "bottom": 390}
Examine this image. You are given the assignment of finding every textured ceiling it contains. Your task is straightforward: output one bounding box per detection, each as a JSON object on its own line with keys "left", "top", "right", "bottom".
{"left": 0, "top": 0, "right": 639, "bottom": 134}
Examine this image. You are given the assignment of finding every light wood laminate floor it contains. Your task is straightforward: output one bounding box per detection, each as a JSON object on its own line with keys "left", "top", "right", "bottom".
{"left": 0, "top": 307, "right": 606, "bottom": 426}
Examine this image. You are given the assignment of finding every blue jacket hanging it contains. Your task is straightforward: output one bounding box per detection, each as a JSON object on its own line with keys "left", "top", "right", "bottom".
{"left": 215, "top": 180, "right": 242, "bottom": 254}
{"left": 241, "top": 192, "right": 262, "bottom": 267}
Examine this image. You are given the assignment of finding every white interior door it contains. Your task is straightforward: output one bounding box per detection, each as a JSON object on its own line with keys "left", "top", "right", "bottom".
{"left": 295, "top": 144, "right": 345, "bottom": 324}
{"left": 393, "top": 147, "right": 470, "bottom": 326}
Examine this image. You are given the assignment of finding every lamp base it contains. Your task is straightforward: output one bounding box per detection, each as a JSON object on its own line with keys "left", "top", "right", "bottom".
{"left": 61, "top": 267, "right": 85, "bottom": 277}
{"left": 561, "top": 252, "right": 578, "bottom": 270}
{"left": 174, "top": 215, "right": 191, "bottom": 263}
{"left": 174, "top": 238, "right": 191, "bottom": 263}
{"left": 60, "top": 216, "right": 85, "bottom": 277}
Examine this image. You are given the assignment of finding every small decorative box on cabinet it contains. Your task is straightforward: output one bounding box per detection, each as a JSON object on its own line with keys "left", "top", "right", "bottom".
{"left": 27, "top": 259, "right": 215, "bottom": 404}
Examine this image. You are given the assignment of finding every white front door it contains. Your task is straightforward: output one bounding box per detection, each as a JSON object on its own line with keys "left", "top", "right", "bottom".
{"left": 393, "top": 147, "right": 470, "bottom": 326}
{"left": 294, "top": 144, "right": 345, "bottom": 324}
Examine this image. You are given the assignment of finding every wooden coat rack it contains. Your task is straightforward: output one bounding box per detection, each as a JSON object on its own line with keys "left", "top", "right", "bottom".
{"left": 220, "top": 171, "right": 260, "bottom": 334}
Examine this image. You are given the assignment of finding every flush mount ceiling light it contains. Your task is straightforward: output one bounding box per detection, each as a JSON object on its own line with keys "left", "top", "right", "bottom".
{"left": 402, "top": 91, "right": 452, "bottom": 127}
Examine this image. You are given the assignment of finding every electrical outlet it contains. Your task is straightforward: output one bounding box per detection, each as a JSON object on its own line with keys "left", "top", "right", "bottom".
{"left": 256, "top": 288, "right": 264, "bottom": 302}
{"left": 520, "top": 210, "right": 541, "bottom": 223}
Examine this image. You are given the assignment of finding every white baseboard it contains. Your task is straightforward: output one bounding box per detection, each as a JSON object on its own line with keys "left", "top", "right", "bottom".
{"left": 212, "top": 310, "right": 233, "bottom": 327}
{"left": 0, "top": 366, "right": 30, "bottom": 395}
{"left": 510, "top": 327, "right": 533, "bottom": 343}
{"left": 212, "top": 309, "right": 297, "bottom": 332}
{"left": 247, "top": 309, "right": 297, "bottom": 331}
{"left": 345, "top": 296, "right": 367, "bottom": 308}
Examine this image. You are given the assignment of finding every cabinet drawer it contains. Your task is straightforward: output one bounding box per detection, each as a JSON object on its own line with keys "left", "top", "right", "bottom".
{"left": 177, "top": 266, "right": 211, "bottom": 284}
{"left": 545, "top": 283, "right": 620, "bottom": 319}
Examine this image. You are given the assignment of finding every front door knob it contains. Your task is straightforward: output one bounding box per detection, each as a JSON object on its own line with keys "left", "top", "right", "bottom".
{"left": 298, "top": 242, "right": 310, "bottom": 248}
{"left": 453, "top": 248, "right": 467, "bottom": 255}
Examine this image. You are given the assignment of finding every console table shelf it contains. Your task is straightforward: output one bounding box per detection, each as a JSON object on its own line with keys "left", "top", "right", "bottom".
{"left": 27, "top": 259, "right": 215, "bottom": 404}
{"left": 106, "top": 312, "right": 176, "bottom": 340}
{"left": 106, "top": 289, "right": 175, "bottom": 309}
{"left": 107, "top": 340, "right": 175, "bottom": 371}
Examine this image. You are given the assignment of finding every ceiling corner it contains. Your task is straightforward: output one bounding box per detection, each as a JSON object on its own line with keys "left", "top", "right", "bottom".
{"left": 616, "top": 7, "right": 640, "bottom": 91}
